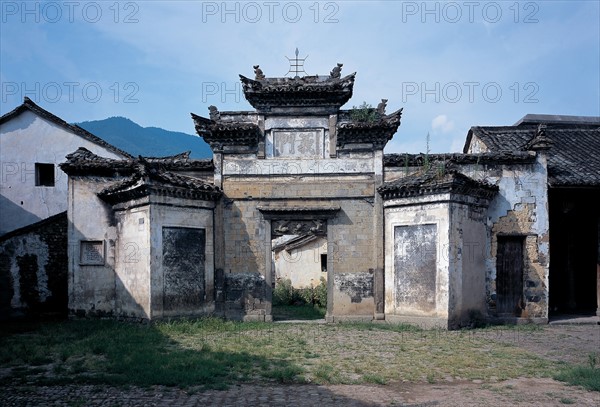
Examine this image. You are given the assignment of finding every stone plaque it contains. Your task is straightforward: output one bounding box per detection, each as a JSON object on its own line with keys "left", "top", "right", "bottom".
{"left": 394, "top": 224, "right": 437, "bottom": 311}
{"left": 80, "top": 240, "right": 105, "bottom": 265}
{"left": 162, "top": 227, "right": 206, "bottom": 311}
{"left": 272, "top": 129, "right": 323, "bottom": 158}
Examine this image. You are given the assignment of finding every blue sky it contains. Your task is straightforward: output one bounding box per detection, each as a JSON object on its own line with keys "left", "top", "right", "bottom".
{"left": 1, "top": 0, "right": 599, "bottom": 153}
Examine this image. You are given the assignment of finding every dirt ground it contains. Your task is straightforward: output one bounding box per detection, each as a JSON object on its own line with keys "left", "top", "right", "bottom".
{"left": 2, "top": 324, "right": 599, "bottom": 406}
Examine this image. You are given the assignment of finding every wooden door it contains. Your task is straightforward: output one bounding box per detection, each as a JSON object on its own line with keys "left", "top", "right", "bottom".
{"left": 496, "top": 236, "right": 524, "bottom": 315}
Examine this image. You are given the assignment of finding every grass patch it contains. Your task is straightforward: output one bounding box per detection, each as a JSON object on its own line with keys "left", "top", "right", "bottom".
{"left": 0, "top": 319, "right": 570, "bottom": 389}
{"left": 554, "top": 366, "right": 600, "bottom": 392}
{"left": 272, "top": 305, "right": 325, "bottom": 321}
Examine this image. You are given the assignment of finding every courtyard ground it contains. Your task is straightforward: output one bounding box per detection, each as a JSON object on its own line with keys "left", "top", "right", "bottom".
{"left": 0, "top": 319, "right": 598, "bottom": 406}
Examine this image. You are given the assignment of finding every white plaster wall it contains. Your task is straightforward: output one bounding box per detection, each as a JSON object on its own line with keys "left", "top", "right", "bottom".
{"left": 114, "top": 206, "right": 151, "bottom": 318}
{"left": 384, "top": 198, "right": 451, "bottom": 320}
{"left": 67, "top": 176, "right": 119, "bottom": 315}
{"left": 0, "top": 111, "right": 126, "bottom": 234}
{"left": 273, "top": 237, "right": 327, "bottom": 288}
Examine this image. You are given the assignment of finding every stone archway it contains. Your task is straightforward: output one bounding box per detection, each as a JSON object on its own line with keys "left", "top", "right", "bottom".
{"left": 257, "top": 205, "right": 340, "bottom": 320}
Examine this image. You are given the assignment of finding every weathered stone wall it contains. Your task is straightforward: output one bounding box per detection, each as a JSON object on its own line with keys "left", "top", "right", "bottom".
{"left": 219, "top": 143, "right": 380, "bottom": 320}
{"left": 0, "top": 212, "right": 67, "bottom": 319}
{"left": 67, "top": 176, "right": 120, "bottom": 317}
{"left": 149, "top": 200, "right": 215, "bottom": 319}
{"left": 384, "top": 198, "right": 451, "bottom": 327}
{"left": 68, "top": 174, "right": 218, "bottom": 320}
{"left": 448, "top": 201, "right": 488, "bottom": 326}
{"left": 383, "top": 194, "right": 491, "bottom": 329}
{"left": 383, "top": 149, "right": 550, "bottom": 324}
{"left": 461, "top": 157, "right": 549, "bottom": 321}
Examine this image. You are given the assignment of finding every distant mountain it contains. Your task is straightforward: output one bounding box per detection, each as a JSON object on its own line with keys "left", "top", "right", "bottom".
{"left": 76, "top": 116, "right": 212, "bottom": 159}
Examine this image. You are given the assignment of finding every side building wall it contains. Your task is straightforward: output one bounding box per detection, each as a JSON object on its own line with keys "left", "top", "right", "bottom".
{"left": 0, "top": 212, "right": 68, "bottom": 319}
{"left": 0, "top": 110, "right": 126, "bottom": 235}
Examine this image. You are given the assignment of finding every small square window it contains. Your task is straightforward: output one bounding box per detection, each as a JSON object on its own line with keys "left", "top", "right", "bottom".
{"left": 35, "top": 163, "right": 55, "bottom": 186}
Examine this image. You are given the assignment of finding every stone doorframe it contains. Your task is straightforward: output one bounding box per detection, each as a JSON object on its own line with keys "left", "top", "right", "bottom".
{"left": 257, "top": 204, "right": 341, "bottom": 319}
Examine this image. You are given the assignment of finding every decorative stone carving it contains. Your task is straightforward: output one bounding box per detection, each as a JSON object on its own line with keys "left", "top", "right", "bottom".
{"left": 208, "top": 105, "right": 220, "bottom": 121}
{"left": 330, "top": 63, "right": 343, "bottom": 79}
{"left": 272, "top": 129, "right": 323, "bottom": 158}
{"left": 272, "top": 219, "right": 327, "bottom": 236}
{"left": 253, "top": 65, "right": 265, "bottom": 81}
{"left": 377, "top": 99, "right": 387, "bottom": 116}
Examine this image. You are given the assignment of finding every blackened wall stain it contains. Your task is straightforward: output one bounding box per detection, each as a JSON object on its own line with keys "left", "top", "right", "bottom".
{"left": 335, "top": 272, "right": 374, "bottom": 303}
{"left": 17, "top": 254, "right": 40, "bottom": 310}
{"left": 0, "top": 253, "right": 15, "bottom": 319}
{"left": 162, "top": 227, "right": 206, "bottom": 311}
{"left": 394, "top": 224, "right": 437, "bottom": 312}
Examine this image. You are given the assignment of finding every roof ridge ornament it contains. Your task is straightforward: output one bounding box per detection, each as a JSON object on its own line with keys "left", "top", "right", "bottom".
{"left": 330, "top": 63, "right": 343, "bottom": 79}
{"left": 526, "top": 123, "right": 554, "bottom": 151}
{"left": 285, "top": 48, "right": 308, "bottom": 77}
{"left": 253, "top": 65, "right": 265, "bottom": 81}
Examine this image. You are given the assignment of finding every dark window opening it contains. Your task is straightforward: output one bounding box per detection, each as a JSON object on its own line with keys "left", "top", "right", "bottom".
{"left": 35, "top": 163, "right": 55, "bottom": 186}
{"left": 321, "top": 254, "right": 327, "bottom": 272}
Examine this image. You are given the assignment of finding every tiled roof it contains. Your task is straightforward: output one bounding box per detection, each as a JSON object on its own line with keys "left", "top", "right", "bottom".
{"left": 0, "top": 97, "right": 132, "bottom": 159}
{"left": 272, "top": 234, "right": 319, "bottom": 252}
{"left": 60, "top": 147, "right": 213, "bottom": 176}
{"left": 98, "top": 167, "right": 221, "bottom": 205}
{"left": 337, "top": 109, "right": 403, "bottom": 150}
{"left": 239, "top": 73, "right": 355, "bottom": 110}
{"left": 378, "top": 168, "right": 498, "bottom": 200}
{"left": 61, "top": 147, "right": 220, "bottom": 203}
{"left": 465, "top": 123, "right": 600, "bottom": 187}
{"left": 384, "top": 151, "right": 536, "bottom": 167}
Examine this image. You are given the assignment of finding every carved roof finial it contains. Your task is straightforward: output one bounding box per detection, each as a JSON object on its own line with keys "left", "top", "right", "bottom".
{"left": 527, "top": 123, "right": 554, "bottom": 151}
{"left": 377, "top": 99, "right": 388, "bottom": 116}
{"left": 330, "top": 63, "right": 343, "bottom": 79}
{"left": 253, "top": 65, "right": 265, "bottom": 81}
{"left": 208, "top": 105, "right": 220, "bottom": 121}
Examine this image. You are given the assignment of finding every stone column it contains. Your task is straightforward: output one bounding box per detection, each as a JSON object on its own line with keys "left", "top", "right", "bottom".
{"left": 264, "top": 219, "right": 273, "bottom": 322}
{"left": 373, "top": 149, "right": 385, "bottom": 319}
{"left": 328, "top": 115, "right": 337, "bottom": 158}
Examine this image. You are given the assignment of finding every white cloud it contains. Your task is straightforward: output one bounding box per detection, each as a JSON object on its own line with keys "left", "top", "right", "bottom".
{"left": 431, "top": 115, "right": 455, "bottom": 133}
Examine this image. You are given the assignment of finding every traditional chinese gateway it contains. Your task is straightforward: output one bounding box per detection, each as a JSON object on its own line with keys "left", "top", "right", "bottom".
{"left": 19, "top": 63, "right": 596, "bottom": 328}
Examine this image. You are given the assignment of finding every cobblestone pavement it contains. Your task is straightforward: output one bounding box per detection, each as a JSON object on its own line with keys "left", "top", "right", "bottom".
{"left": 2, "top": 379, "right": 599, "bottom": 407}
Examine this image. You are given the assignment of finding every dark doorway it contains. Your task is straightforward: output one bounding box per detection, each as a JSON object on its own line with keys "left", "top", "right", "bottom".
{"left": 496, "top": 236, "right": 525, "bottom": 316}
{"left": 549, "top": 188, "right": 599, "bottom": 315}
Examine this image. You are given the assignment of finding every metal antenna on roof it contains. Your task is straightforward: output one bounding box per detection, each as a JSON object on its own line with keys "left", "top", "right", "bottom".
{"left": 285, "top": 48, "right": 308, "bottom": 78}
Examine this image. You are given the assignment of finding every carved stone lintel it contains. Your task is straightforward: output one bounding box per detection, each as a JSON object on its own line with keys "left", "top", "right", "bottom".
{"left": 272, "top": 219, "right": 327, "bottom": 237}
